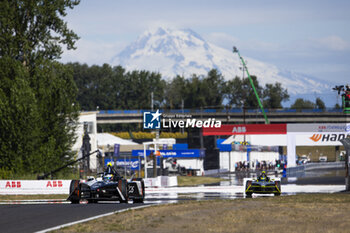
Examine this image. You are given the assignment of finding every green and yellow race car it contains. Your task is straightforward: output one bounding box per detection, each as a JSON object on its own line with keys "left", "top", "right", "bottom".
{"left": 245, "top": 171, "right": 281, "bottom": 197}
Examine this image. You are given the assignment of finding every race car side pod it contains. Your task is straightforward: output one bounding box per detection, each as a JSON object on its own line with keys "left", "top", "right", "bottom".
{"left": 37, "top": 150, "right": 101, "bottom": 180}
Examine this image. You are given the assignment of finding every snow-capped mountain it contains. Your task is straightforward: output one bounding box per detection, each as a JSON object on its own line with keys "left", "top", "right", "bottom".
{"left": 111, "top": 27, "right": 331, "bottom": 96}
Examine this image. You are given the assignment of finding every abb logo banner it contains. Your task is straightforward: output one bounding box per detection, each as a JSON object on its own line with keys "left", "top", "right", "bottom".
{"left": 203, "top": 124, "right": 287, "bottom": 136}
{"left": 5, "top": 181, "right": 21, "bottom": 188}
{"left": 0, "top": 180, "right": 71, "bottom": 195}
{"left": 46, "top": 180, "right": 63, "bottom": 188}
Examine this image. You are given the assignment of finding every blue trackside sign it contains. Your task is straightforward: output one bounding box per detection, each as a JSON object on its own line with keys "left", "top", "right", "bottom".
{"left": 104, "top": 158, "right": 140, "bottom": 170}
{"left": 132, "top": 149, "right": 205, "bottom": 158}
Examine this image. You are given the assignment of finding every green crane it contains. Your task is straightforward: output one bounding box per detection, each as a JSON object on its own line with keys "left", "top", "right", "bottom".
{"left": 233, "top": 46, "right": 269, "bottom": 124}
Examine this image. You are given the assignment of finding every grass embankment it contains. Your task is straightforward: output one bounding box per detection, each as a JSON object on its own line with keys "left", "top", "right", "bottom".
{"left": 55, "top": 193, "right": 350, "bottom": 233}
{"left": 177, "top": 176, "right": 224, "bottom": 186}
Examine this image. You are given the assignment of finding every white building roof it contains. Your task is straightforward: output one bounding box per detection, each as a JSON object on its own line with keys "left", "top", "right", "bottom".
{"left": 97, "top": 133, "right": 139, "bottom": 146}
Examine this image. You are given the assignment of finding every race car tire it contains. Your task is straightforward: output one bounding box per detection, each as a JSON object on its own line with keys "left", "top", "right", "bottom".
{"left": 133, "top": 178, "right": 145, "bottom": 203}
{"left": 69, "top": 180, "right": 81, "bottom": 204}
{"left": 274, "top": 181, "right": 281, "bottom": 196}
{"left": 245, "top": 181, "right": 252, "bottom": 198}
{"left": 119, "top": 179, "right": 129, "bottom": 203}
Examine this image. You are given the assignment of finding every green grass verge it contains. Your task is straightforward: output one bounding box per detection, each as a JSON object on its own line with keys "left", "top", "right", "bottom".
{"left": 177, "top": 176, "right": 225, "bottom": 186}
{"left": 53, "top": 193, "right": 350, "bottom": 233}
{"left": 0, "top": 194, "right": 67, "bottom": 201}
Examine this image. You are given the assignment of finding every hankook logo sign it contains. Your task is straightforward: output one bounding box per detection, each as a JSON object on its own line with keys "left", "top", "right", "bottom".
{"left": 309, "top": 133, "right": 350, "bottom": 142}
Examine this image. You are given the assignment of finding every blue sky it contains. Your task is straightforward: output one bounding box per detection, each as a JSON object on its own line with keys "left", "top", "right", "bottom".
{"left": 61, "top": 0, "right": 350, "bottom": 85}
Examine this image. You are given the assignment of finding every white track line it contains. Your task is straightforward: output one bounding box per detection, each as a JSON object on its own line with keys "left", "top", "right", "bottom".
{"left": 35, "top": 204, "right": 156, "bottom": 233}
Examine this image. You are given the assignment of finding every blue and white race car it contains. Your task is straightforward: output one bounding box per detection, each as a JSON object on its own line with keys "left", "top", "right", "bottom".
{"left": 68, "top": 164, "right": 144, "bottom": 204}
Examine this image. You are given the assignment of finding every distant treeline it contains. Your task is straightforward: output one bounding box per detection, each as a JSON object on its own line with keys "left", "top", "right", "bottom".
{"left": 68, "top": 63, "right": 296, "bottom": 111}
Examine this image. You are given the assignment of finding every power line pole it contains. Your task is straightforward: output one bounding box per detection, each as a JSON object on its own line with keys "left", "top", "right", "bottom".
{"left": 151, "top": 92, "right": 154, "bottom": 111}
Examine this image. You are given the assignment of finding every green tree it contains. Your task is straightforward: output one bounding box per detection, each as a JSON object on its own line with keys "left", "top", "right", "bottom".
{"left": 184, "top": 74, "right": 206, "bottom": 108}
{"left": 334, "top": 103, "right": 342, "bottom": 109}
{"left": 122, "top": 70, "right": 165, "bottom": 109}
{"left": 291, "top": 98, "right": 315, "bottom": 109}
{"left": 31, "top": 60, "right": 79, "bottom": 173}
{"left": 167, "top": 69, "right": 225, "bottom": 109}
{"left": 224, "top": 76, "right": 244, "bottom": 107}
{"left": 165, "top": 75, "right": 187, "bottom": 109}
{"left": 0, "top": 57, "right": 40, "bottom": 176}
{"left": 0, "top": 0, "right": 80, "bottom": 177}
{"left": 315, "top": 97, "right": 326, "bottom": 110}
{"left": 0, "top": 0, "right": 79, "bottom": 65}
{"left": 69, "top": 63, "right": 166, "bottom": 111}
{"left": 263, "top": 82, "right": 289, "bottom": 108}
{"left": 225, "top": 75, "right": 263, "bottom": 108}
{"left": 66, "top": 62, "right": 93, "bottom": 110}
{"left": 201, "top": 69, "right": 225, "bottom": 108}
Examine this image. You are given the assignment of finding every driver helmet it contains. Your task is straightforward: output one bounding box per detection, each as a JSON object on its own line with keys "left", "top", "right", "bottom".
{"left": 104, "top": 174, "right": 113, "bottom": 180}
{"left": 107, "top": 162, "right": 112, "bottom": 167}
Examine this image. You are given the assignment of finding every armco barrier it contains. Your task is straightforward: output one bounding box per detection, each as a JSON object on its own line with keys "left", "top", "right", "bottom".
{"left": 304, "top": 161, "right": 345, "bottom": 170}
{"left": 0, "top": 180, "right": 71, "bottom": 195}
{"left": 286, "top": 162, "right": 345, "bottom": 177}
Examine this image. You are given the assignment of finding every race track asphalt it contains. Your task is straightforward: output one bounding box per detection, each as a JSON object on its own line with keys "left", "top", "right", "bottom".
{"left": 0, "top": 202, "right": 146, "bottom": 233}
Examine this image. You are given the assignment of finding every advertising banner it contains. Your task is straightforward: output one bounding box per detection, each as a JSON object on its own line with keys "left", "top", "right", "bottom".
{"left": 113, "top": 143, "right": 120, "bottom": 157}
{"left": 0, "top": 180, "right": 71, "bottom": 195}
{"left": 287, "top": 123, "right": 350, "bottom": 133}
{"left": 132, "top": 149, "right": 205, "bottom": 158}
{"left": 203, "top": 124, "right": 287, "bottom": 136}
{"left": 287, "top": 123, "right": 350, "bottom": 146}
{"left": 104, "top": 158, "right": 140, "bottom": 170}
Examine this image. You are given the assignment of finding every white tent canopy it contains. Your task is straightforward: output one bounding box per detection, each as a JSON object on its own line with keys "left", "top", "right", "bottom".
{"left": 97, "top": 133, "right": 139, "bottom": 146}
{"left": 222, "top": 135, "right": 287, "bottom": 146}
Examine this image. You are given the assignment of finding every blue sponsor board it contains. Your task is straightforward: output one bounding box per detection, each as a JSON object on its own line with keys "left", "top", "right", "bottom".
{"left": 113, "top": 144, "right": 120, "bottom": 157}
{"left": 132, "top": 149, "right": 205, "bottom": 158}
{"left": 104, "top": 158, "right": 140, "bottom": 170}
{"left": 173, "top": 143, "right": 188, "bottom": 150}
